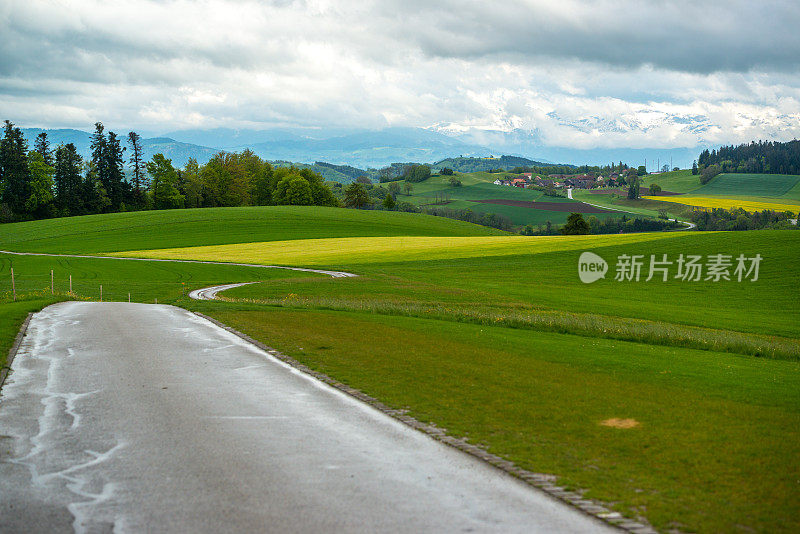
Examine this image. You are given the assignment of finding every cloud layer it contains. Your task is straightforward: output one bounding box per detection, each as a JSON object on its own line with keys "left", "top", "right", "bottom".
{"left": 1, "top": 0, "right": 799, "bottom": 148}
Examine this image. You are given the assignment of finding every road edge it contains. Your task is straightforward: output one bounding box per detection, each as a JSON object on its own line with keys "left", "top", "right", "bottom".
{"left": 1, "top": 312, "right": 33, "bottom": 392}
{"left": 192, "top": 310, "right": 655, "bottom": 534}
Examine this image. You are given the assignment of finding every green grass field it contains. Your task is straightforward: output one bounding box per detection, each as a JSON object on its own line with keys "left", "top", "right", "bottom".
{"left": 2, "top": 207, "right": 799, "bottom": 533}
{"left": 693, "top": 173, "right": 800, "bottom": 198}
{"left": 0, "top": 206, "right": 507, "bottom": 254}
{"left": 640, "top": 169, "right": 702, "bottom": 193}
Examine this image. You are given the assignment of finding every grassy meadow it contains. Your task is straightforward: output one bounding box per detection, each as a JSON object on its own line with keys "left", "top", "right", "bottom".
{"left": 640, "top": 169, "right": 702, "bottom": 193}
{"left": 0, "top": 205, "right": 506, "bottom": 254}
{"left": 692, "top": 173, "right": 800, "bottom": 199}
{"left": 2, "top": 205, "right": 799, "bottom": 533}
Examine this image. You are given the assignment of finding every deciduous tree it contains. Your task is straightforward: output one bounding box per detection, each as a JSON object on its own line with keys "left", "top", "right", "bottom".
{"left": 561, "top": 213, "right": 590, "bottom": 235}
{"left": 344, "top": 182, "right": 369, "bottom": 208}
{"left": 25, "top": 151, "right": 54, "bottom": 217}
{"left": 147, "top": 153, "right": 184, "bottom": 209}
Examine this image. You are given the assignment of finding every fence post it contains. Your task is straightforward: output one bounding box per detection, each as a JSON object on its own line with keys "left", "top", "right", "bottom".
{"left": 128, "top": 293, "right": 131, "bottom": 303}
{"left": 11, "top": 267, "right": 15, "bottom": 301}
{"left": 100, "top": 285, "right": 103, "bottom": 302}
{"left": 51, "top": 270, "right": 54, "bottom": 295}
{"left": 69, "top": 275, "right": 72, "bottom": 294}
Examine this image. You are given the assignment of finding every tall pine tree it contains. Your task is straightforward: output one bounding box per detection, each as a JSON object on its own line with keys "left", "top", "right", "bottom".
{"left": 54, "top": 143, "right": 84, "bottom": 215}
{"left": 0, "top": 120, "right": 31, "bottom": 218}
{"left": 127, "top": 131, "right": 146, "bottom": 198}
{"left": 104, "top": 131, "right": 130, "bottom": 210}
{"left": 34, "top": 132, "right": 53, "bottom": 166}
{"left": 90, "top": 122, "right": 107, "bottom": 209}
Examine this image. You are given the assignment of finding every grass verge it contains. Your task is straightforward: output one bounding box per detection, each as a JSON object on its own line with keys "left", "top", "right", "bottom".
{"left": 211, "top": 292, "right": 800, "bottom": 360}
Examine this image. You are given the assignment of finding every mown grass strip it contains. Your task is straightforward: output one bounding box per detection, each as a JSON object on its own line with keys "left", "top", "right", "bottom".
{"left": 210, "top": 293, "right": 800, "bottom": 361}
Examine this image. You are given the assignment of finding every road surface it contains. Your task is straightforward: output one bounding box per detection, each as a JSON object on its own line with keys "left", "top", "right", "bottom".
{"left": 188, "top": 282, "right": 259, "bottom": 300}
{"left": 0, "top": 302, "right": 615, "bottom": 533}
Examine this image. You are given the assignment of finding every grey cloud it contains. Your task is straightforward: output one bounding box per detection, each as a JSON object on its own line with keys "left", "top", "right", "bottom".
{"left": 387, "top": 0, "right": 800, "bottom": 74}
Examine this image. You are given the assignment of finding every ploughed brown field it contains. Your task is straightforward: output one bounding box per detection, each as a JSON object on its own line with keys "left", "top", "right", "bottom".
{"left": 589, "top": 188, "right": 681, "bottom": 196}
{"left": 473, "top": 199, "right": 617, "bottom": 213}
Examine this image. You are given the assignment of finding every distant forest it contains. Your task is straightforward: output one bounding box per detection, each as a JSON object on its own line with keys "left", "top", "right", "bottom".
{"left": 431, "top": 155, "right": 564, "bottom": 173}
{"left": 698, "top": 139, "right": 800, "bottom": 175}
{"left": 0, "top": 120, "right": 338, "bottom": 223}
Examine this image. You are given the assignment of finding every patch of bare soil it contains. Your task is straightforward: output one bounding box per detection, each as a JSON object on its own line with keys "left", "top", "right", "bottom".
{"left": 599, "top": 418, "right": 640, "bottom": 429}
{"left": 473, "top": 199, "right": 616, "bottom": 213}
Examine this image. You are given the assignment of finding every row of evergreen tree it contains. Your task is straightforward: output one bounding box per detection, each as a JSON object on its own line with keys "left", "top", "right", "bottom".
{"left": 697, "top": 139, "right": 800, "bottom": 175}
{"left": 0, "top": 121, "right": 339, "bottom": 222}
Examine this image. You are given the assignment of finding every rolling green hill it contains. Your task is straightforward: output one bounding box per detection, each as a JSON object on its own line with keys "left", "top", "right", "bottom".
{"left": 692, "top": 173, "right": 800, "bottom": 198}
{"left": 0, "top": 206, "right": 507, "bottom": 254}
{"left": 640, "top": 169, "right": 702, "bottom": 193}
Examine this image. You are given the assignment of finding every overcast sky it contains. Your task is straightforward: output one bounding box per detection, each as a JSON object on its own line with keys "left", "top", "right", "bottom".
{"left": 1, "top": 0, "right": 799, "bottom": 148}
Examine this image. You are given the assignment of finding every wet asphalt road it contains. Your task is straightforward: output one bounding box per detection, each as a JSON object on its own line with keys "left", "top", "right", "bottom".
{"left": 0, "top": 302, "right": 615, "bottom": 533}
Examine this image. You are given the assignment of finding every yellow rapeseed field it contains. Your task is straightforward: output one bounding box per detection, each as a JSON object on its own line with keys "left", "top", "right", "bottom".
{"left": 642, "top": 195, "right": 800, "bottom": 213}
{"left": 110, "top": 233, "right": 682, "bottom": 266}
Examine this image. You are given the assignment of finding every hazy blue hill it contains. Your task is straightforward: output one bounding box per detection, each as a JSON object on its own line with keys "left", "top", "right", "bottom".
{"left": 159, "top": 127, "right": 311, "bottom": 149}
{"left": 21, "top": 128, "right": 221, "bottom": 167}
{"left": 239, "top": 127, "right": 492, "bottom": 167}
{"left": 269, "top": 160, "right": 368, "bottom": 183}
{"left": 141, "top": 138, "right": 220, "bottom": 167}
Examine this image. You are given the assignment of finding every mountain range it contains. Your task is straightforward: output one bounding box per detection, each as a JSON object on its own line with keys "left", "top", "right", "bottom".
{"left": 20, "top": 126, "right": 704, "bottom": 172}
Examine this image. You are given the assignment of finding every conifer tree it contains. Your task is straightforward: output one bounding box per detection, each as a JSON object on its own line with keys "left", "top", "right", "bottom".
{"left": 54, "top": 143, "right": 84, "bottom": 215}
{"left": 34, "top": 132, "right": 53, "bottom": 166}
{"left": 127, "top": 131, "right": 145, "bottom": 194}
{"left": 0, "top": 120, "right": 31, "bottom": 217}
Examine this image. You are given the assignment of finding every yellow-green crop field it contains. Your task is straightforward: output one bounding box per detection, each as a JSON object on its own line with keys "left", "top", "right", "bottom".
{"left": 642, "top": 195, "right": 800, "bottom": 213}
{"left": 110, "top": 232, "right": 687, "bottom": 266}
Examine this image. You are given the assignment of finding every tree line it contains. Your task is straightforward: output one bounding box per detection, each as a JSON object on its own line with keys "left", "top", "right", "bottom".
{"left": 697, "top": 140, "right": 800, "bottom": 175}
{"left": 690, "top": 207, "right": 798, "bottom": 231}
{"left": 0, "top": 120, "right": 338, "bottom": 222}
{"left": 524, "top": 213, "right": 682, "bottom": 236}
